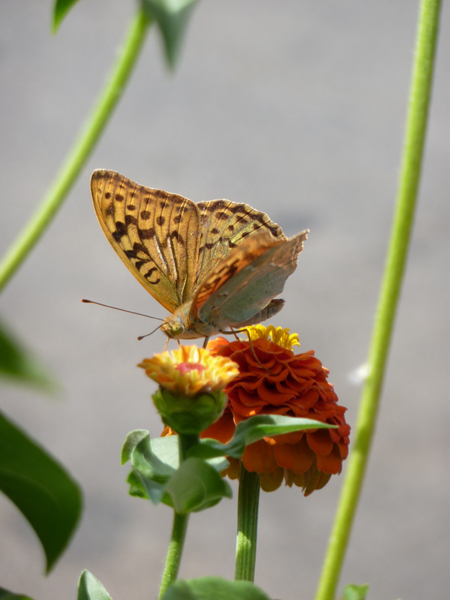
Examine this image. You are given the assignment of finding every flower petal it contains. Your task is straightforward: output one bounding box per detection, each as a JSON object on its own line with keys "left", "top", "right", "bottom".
{"left": 274, "top": 436, "right": 314, "bottom": 473}
{"left": 243, "top": 439, "right": 278, "bottom": 473}
{"left": 202, "top": 409, "right": 236, "bottom": 444}
{"left": 260, "top": 468, "right": 284, "bottom": 491}
{"left": 306, "top": 429, "right": 334, "bottom": 456}
{"left": 316, "top": 444, "right": 343, "bottom": 474}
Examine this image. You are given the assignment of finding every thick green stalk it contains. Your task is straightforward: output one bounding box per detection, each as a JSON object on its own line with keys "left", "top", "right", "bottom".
{"left": 315, "top": 1, "right": 442, "bottom": 599}
{"left": 0, "top": 8, "right": 152, "bottom": 293}
{"left": 235, "top": 464, "right": 260, "bottom": 582}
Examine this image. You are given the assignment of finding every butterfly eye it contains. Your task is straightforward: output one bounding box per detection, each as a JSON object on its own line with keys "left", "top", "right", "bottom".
{"left": 171, "top": 322, "right": 185, "bottom": 337}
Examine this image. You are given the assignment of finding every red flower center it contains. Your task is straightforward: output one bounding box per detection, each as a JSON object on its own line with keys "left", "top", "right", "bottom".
{"left": 175, "top": 362, "right": 206, "bottom": 375}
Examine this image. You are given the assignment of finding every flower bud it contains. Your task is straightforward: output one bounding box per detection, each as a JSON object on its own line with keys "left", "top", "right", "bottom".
{"left": 152, "top": 387, "right": 228, "bottom": 435}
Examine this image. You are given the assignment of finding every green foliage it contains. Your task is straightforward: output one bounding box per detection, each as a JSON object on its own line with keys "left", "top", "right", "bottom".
{"left": 53, "top": 0, "right": 82, "bottom": 32}
{"left": 122, "top": 416, "right": 334, "bottom": 513}
{"left": 78, "top": 571, "right": 113, "bottom": 600}
{"left": 126, "top": 432, "right": 176, "bottom": 504}
{"left": 342, "top": 583, "right": 370, "bottom": 600}
{"left": 122, "top": 429, "right": 179, "bottom": 506}
{"left": 122, "top": 432, "right": 230, "bottom": 512}
{"left": 165, "top": 457, "right": 232, "bottom": 513}
{"left": 121, "top": 429, "right": 151, "bottom": 464}
{"left": 0, "top": 589, "right": 35, "bottom": 600}
{"left": 188, "top": 414, "right": 337, "bottom": 460}
{"left": 77, "top": 572, "right": 271, "bottom": 600}
{"left": 142, "top": 0, "right": 199, "bottom": 67}
{"left": 0, "top": 412, "right": 82, "bottom": 572}
{"left": 161, "top": 577, "right": 273, "bottom": 600}
{"left": 0, "top": 320, "right": 56, "bottom": 393}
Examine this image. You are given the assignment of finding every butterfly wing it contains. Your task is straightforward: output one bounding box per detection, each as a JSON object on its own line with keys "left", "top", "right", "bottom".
{"left": 193, "top": 199, "right": 286, "bottom": 293}
{"left": 91, "top": 170, "right": 201, "bottom": 313}
{"left": 192, "top": 230, "right": 308, "bottom": 328}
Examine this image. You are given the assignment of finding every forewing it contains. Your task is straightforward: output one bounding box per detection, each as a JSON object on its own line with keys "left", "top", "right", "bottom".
{"left": 91, "top": 170, "right": 200, "bottom": 313}
{"left": 194, "top": 230, "right": 308, "bottom": 327}
{"left": 193, "top": 199, "right": 286, "bottom": 293}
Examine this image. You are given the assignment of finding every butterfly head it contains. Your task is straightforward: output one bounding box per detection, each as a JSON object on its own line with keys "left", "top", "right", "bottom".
{"left": 161, "top": 316, "right": 185, "bottom": 339}
{"left": 161, "top": 302, "right": 216, "bottom": 340}
{"left": 161, "top": 303, "right": 196, "bottom": 340}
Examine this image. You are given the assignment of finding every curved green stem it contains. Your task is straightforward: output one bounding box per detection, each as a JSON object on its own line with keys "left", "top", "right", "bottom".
{"left": 0, "top": 8, "right": 152, "bottom": 293}
{"left": 315, "top": 1, "right": 442, "bottom": 599}
{"left": 235, "top": 463, "right": 260, "bottom": 582}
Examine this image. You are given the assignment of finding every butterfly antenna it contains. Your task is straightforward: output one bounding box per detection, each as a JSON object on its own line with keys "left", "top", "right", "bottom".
{"left": 81, "top": 299, "right": 164, "bottom": 322}
{"left": 137, "top": 324, "right": 164, "bottom": 341}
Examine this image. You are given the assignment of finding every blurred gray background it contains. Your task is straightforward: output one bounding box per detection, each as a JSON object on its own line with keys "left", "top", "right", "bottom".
{"left": 1, "top": 1, "right": 448, "bottom": 599}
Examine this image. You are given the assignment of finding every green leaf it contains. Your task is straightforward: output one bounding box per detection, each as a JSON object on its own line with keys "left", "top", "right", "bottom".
{"left": 53, "top": 0, "right": 82, "bottom": 33}
{"left": 0, "top": 411, "right": 82, "bottom": 572}
{"left": 125, "top": 434, "right": 229, "bottom": 508}
{"left": 125, "top": 432, "right": 231, "bottom": 511}
{"left": 121, "top": 429, "right": 150, "bottom": 464}
{"left": 342, "top": 583, "right": 370, "bottom": 600}
{"left": 126, "top": 469, "right": 176, "bottom": 509}
{"left": 161, "top": 577, "right": 273, "bottom": 600}
{"left": 165, "top": 458, "right": 232, "bottom": 513}
{"left": 0, "top": 320, "right": 56, "bottom": 393}
{"left": 122, "top": 430, "right": 180, "bottom": 469}
{"left": 129, "top": 433, "right": 176, "bottom": 504}
{"left": 124, "top": 432, "right": 181, "bottom": 506}
{"left": 0, "top": 588, "right": 35, "bottom": 600}
{"left": 132, "top": 433, "right": 177, "bottom": 482}
{"left": 188, "top": 414, "right": 337, "bottom": 460}
{"left": 142, "top": 0, "right": 199, "bottom": 67}
{"left": 78, "top": 571, "right": 113, "bottom": 600}
{"left": 150, "top": 435, "right": 181, "bottom": 469}
{"left": 149, "top": 434, "right": 229, "bottom": 473}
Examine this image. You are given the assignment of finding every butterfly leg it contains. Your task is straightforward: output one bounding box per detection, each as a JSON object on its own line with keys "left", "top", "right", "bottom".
{"left": 219, "top": 328, "right": 239, "bottom": 341}
{"left": 202, "top": 336, "right": 210, "bottom": 349}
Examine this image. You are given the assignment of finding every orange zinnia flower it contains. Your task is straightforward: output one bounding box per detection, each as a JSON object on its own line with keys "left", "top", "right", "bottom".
{"left": 203, "top": 326, "right": 350, "bottom": 495}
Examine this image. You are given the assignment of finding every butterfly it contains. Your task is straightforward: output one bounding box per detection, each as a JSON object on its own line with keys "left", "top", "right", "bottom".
{"left": 90, "top": 170, "right": 309, "bottom": 343}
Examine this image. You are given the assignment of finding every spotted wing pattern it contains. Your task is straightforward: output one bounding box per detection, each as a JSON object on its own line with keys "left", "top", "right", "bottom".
{"left": 91, "top": 170, "right": 200, "bottom": 313}
{"left": 193, "top": 230, "right": 309, "bottom": 327}
{"left": 194, "top": 199, "right": 285, "bottom": 292}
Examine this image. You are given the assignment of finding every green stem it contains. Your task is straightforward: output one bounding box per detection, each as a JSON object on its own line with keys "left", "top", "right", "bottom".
{"left": 235, "top": 463, "right": 260, "bottom": 582}
{"left": 158, "top": 511, "right": 190, "bottom": 599}
{"left": 0, "top": 8, "right": 152, "bottom": 293}
{"left": 158, "top": 433, "right": 198, "bottom": 599}
{"left": 178, "top": 433, "right": 200, "bottom": 461}
{"left": 315, "top": 2, "right": 442, "bottom": 599}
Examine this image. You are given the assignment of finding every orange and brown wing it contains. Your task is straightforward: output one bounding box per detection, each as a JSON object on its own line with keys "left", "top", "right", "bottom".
{"left": 192, "top": 199, "right": 286, "bottom": 294}
{"left": 91, "top": 170, "right": 200, "bottom": 313}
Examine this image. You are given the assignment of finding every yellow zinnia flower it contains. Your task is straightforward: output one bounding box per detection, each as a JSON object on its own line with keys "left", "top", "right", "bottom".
{"left": 140, "top": 346, "right": 239, "bottom": 435}
{"left": 139, "top": 345, "right": 239, "bottom": 397}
